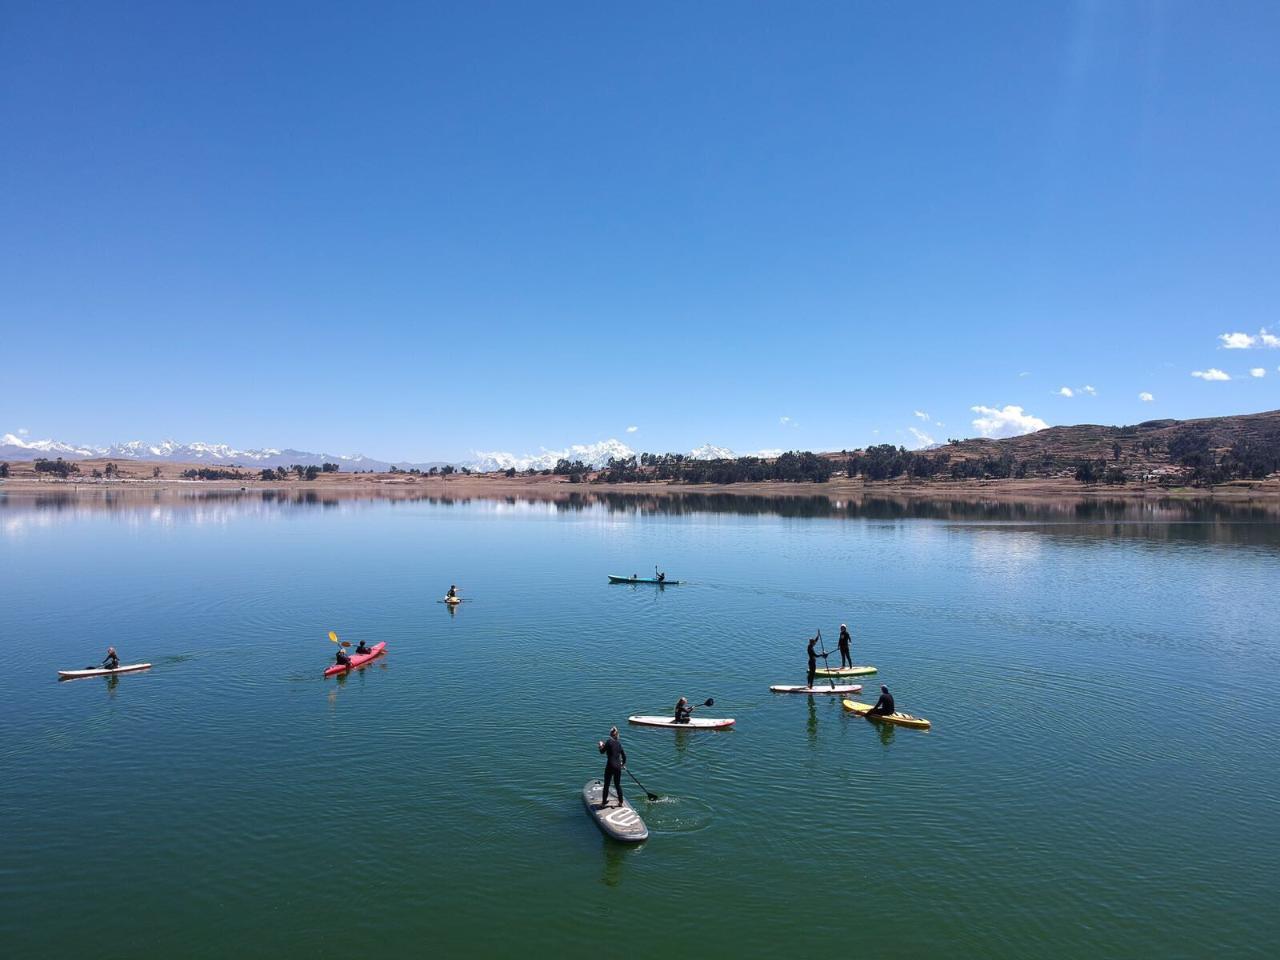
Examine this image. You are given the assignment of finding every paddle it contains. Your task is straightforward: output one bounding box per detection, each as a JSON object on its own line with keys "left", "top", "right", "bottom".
{"left": 816, "top": 628, "right": 835, "bottom": 690}
{"left": 328, "top": 631, "right": 352, "bottom": 648}
{"left": 625, "top": 766, "right": 660, "bottom": 802}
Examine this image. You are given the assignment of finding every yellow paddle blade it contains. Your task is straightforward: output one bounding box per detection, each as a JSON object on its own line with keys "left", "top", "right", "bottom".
{"left": 328, "top": 631, "right": 339, "bottom": 644}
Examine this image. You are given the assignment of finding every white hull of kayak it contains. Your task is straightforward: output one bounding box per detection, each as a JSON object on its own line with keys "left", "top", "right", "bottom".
{"left": 769, "top": 684, "right": 862, "bottom": 695}
{"left": 58, "top": 663, "right": 152, "bottom": 680}
{"left": 628, "top": 715, "right": 736, "bottom": 730}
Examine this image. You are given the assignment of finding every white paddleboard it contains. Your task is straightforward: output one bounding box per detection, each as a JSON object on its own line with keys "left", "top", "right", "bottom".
{"left": 769, "top": 684, "right": 862, "bottom": 695}
{"left": 628, "top": 715, "right": 735, "bottom": 730}
{"left": 58, "top": 663, "right": 152, "bottom": 680}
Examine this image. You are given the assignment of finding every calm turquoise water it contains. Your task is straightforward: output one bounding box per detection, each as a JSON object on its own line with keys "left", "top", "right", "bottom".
{"left": 3, "top": 489, "right": 1279, "bottom": 958}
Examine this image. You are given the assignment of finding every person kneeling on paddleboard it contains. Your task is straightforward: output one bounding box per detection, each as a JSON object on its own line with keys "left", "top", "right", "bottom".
{"left": 597, "top": 727, "right": 627, "bottom": 808}
{"left": 355, "top": 640, "right": 371, "bottom": 655}
{"left": 674, "top": 697, "right": 694, "bottom": 724}
{"left": 838, "top": 624, "right": 853, "bottom": 669}
{"left": 867, "top": 685, "right": 895, "bottom": 716}
{"left": 102, "top": 647, "right": 119, "bottom": 670}
{"left": 806, "top": 635, "right": 829, "bottom": 688}
{"left": 446, "top": 584, "right": 458, "bottom": 599}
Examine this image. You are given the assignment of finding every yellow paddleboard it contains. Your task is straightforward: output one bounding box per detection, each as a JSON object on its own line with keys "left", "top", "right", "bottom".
{"left": 842, "top": 698, "right": 931, "bottom": 730}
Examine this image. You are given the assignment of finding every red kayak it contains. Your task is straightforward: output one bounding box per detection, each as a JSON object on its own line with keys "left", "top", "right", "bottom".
{"left": 323, "top": 642, "right": 386, "bottom": 677}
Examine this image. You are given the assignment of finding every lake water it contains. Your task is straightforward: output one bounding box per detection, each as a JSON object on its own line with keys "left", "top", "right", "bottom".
{"left": 3, "top": 488, "right": 1278, "bottom": 958}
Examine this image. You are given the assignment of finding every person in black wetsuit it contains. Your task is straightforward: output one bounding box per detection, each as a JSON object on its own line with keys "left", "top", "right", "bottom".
{"left": 102, "top": 647, "right": 119, "bottom": 670}
{"left": 806, "top": 634, "right": 829, "bottom": 688}
{"left": 597, "top": 726, "right": 627, "bottom": 808}
{"left": 867, "top": 685, "right": 895, "bottom": 716}
{"left": 655, "top": 566, "right": 666, "bottom": 584}
{"left": 335, "top": 647, "right": 351, "bottom": 666}
{"left": 355, "top": 640, "right": 371, "bottom": 655}
{"left": 674, "top": 697, "right": 694, "bottom": 723}
{"left": 837, "top": 624, "right": 853, "bottom": 669}
{"left": 446, "top": 585, "right": 458, "bottom": 599}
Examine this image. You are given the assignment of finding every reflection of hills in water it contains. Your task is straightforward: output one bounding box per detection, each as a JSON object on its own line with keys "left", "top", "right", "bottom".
{"left": 3, "top": 486, "right": 1279, "bottom": 546}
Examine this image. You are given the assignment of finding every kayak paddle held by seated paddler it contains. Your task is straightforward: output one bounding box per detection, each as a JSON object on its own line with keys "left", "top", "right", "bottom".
{"left": 606, "top": 565, "right": 681, "bottom": 585}
{"left": 628, "top": 696, "right": 734, "bottom": 729}
{"left": 842, "top": 685, "right": 932, "bottom": 730}
{"left": 58, "top": 646, "right": 153, "bottom": 680}
{"left": 323, "top": 630, "right": 387, "bottom": 677}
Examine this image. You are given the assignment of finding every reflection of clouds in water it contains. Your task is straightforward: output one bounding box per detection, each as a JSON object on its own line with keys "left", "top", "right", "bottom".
{"left": 968, "top": 530, "right": 1043, "bottom": 583}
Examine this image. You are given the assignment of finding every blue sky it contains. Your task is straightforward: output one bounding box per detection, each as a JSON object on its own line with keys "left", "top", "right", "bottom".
{"left": 2, "top": 1, "right": 1278, "bottom": 461}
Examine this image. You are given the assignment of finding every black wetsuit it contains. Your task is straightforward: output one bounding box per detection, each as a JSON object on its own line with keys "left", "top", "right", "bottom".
{"left": 838, "top": 627, "right": 852, "bottom": 669}
{"left": 806, "top": 638, "right": 825, "bottom": 688}
{"left": 599, "top": 736, "right": 626, "bottom": 805}
{"left": 869, "top": 691, "right": 895, "bottom": 716}
{"left": 336, "top": 650, "right": 351, "bottom": 665}
{"left": 674, "top": 702, "right": 693, "bottom": 724}
{"left": 102, "top": 654, "right": 119, "bottom": 670}
{"left": 355, "top": 644, "right": 371, "bottom": 655}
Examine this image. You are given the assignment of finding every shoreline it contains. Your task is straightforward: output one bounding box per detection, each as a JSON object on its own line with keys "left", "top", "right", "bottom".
{"left": 4, "top": 471, "right": 1279, "bottom": 503}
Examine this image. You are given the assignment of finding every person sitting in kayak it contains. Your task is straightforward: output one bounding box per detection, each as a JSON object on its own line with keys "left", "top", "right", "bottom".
{"left": 446, "top": 585, "right": 458, "bottom": 599}
{"left": 674, "top": 696, "right": 694, "bottom": 724}
{"left": 354, "top": 640, "right": 371, "bottom": 655}
{"left": 102, "top": 647, "right": 119, "bottom": 670}
{"left": 655, "top": 565, "right": 666, "bottom": 583}
{"left": 806, "top": 634, "right": 829, "bottom": 688}
{"left": 335, "top": 648, "right": 352, "bottom": 667}
{"left": 867, "top": 685, "right": 895, "bottom": 716}
{"left": 597, "top": 727, "right": 627, "bottom": 808}
{"left": 837, "top": 623, "right": 853, "bottom": 669}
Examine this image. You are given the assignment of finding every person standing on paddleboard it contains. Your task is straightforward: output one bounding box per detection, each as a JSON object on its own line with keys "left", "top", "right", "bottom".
{"left": 867, "top": 685, "right": 895, "bottom": 716}
{"left": 597, "top": 727, "right": 627, "bottom": 808}
{"left": 837, "top": 624, "right": 853, "bottom": 669}
{"left": 102, "top": 647, "right": 119, "bottom": 670}
{"left": 806, "top": 634, "right": 829, "bottom": 688}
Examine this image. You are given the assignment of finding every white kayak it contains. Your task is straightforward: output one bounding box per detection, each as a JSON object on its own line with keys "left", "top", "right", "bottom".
{"left": 582, "top": 779, "right": 649, "bottom": 842}
{"left": 769, "top": 684, "right": 863, "bottom": 695}
{"left": 628, "top": 715, "right": 736, "bottom": 730}
{"left": 58, "top": 663, "right": 152, "bottom": 680}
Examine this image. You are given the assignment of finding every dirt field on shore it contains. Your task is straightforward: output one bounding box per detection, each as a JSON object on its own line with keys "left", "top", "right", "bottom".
{"left": 3, "top": 457, "right": 1278, "bottom": 503}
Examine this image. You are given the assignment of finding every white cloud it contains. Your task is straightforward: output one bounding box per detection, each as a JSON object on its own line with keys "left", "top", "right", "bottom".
{"left": 1139, "top": 392, "right": 1154, "bottom": 402}
{"left": 913, "top": 410, "right": 930, "bottom": 420}
{"left": 1191, "top": 368, "right": 1231, "bottom": 381}
{"left": 625, "top": 425, "right": 638, "bottom": 433}
{"left": 1220, "top": 328, "right": 1280, "bottom": 349}
{"left": 755, "top": 448, "right": 784, "bottom": 457}
{"left": 1057, "top": 386, "right": 1074, "bottom": 397}
{"left": 907, "top": 427, "right": 935, "bottom": 449}
{"left": 1250, "top": 368, "right": 1266, "bottom": 378}
{"left": 1082, "top": 385, "right": 1097, "bottom": 396}
{"left": 779, "top": 416, "right": 798, "bottom": 427}
{"left": 17, "top": 427, "right": 28, "bottom": 436}
{"left": 970, "top": 405, "right": 1049, "bottom": 439}
{"left": 1018, "top": 371, "right": 1031, "bottom": 378}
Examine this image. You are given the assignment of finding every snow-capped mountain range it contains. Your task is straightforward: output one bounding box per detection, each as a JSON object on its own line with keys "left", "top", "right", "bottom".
{"left": 2, "top": 432, "right": 768, "bottom": 473}
{"left": 0, "top": 433, "right": 445, "bottom": 473}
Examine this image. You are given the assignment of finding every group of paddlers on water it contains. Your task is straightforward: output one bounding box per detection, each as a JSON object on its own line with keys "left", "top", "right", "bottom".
{"left": 592, "top": 619, "right": 898, "bottom": 810}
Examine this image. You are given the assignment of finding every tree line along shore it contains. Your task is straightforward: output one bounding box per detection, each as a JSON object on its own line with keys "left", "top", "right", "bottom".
{"left": 4, "top": 410, "right": 1278, "bottom": 493}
